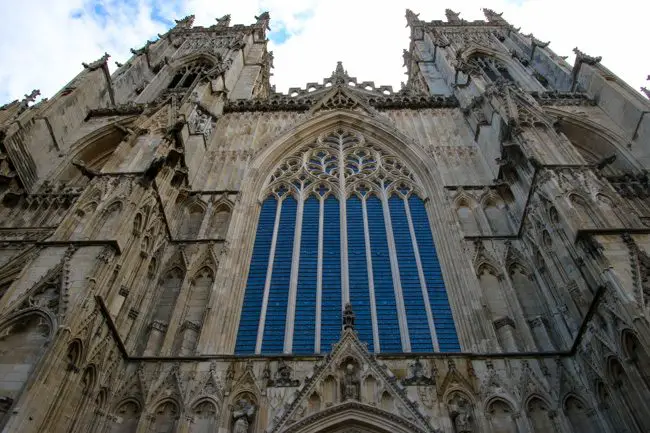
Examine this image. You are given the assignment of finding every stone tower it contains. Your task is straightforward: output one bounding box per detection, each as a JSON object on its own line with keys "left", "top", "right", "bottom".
{"left": 0, "top": 7, "right": 649, "bottom": 433}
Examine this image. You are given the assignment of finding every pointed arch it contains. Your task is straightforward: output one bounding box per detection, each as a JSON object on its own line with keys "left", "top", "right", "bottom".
{"left": 279, "top": 401, "right": 429, "bottom": 433}
{"left": 248, "top": 111, "right": 438, "bottom": 195}
{"left": 460, "top": 46, "right": 542, "bottom": 90}
{"left": 148, "top": 398, "right": 180, "bottom": 433}
{"left": 525, "top": 395, "right": 554, "bottom": 432}
{"left": 0, "top": 308, "right": 54, "bottom": 421}
{"left": 106, "top": 398, "right": 142, "bottom": 433}
{"left": 189, "top": 397, "right": 219, "bottom": 433}
{"left": 546, "top": 107, "right": 641, "bottom": 175}
{"left": 142, "top": 265, "right": 186, "bottom": 356}
{"left": 93, "top": 200, "right": 123, "bottom": 239}
{"left": 235, "top": 110, "right": 461, "bottom": 355}
{"left": 563, "top": 394, "right": 600, "bottom": 433}
{"left": 174, "top": 264, "right": 214, "bottom": 355}
{"left": 50, "top": 118, "right": 137, "bottom": 185}
{"left": 169, "top": 53, "right": 219, "bottom": 72}
{"left": 176, "top": 196, "right": 207, "bottom": 240}
{"left": 485, "top": 397, "right": 518, "bottom": 433}
{"left": 453, "top": 192, "right": 480, "bottom": 235}
{"left": 209, "top": 200, "right": 233, "bottom": 239}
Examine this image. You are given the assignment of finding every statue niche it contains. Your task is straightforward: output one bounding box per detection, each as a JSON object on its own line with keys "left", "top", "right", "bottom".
{"left": 231, "top": 395, "right": 256, "bottom": 433}
{"left": 447, "top": 392, "right": 475, "bottom": 433}
{"left": 340, "top": 359, "right": 360, "bottom": 401}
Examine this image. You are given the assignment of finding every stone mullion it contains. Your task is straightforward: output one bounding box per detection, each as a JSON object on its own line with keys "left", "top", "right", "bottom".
{"left": 501, "top": 271, "right": 537, "bottom": 351}
{"left": 194, "top": 271, "right": 219, "bottom": 354}
{"left": 255, "top": 197, "right": 283, "bottom": 354}
{"left": 338, "top": 142, "right": 350, "bottom": 305}
{"left": 361, "top": 197, "right": 380, "bottom": 353}
{"left": 197, "top": 200, "right": 214, "bottom": 239}
{"left": 115, "top": 251, "right": 152, "bottom": 332}
{"left": 284, "top": 191, "right": 304, "bottom": 353}
{"left": 403, "top": 196, "right": 439, "bottom": 351}
{"left": 380, "top": 188, "right": 411, "bottom": 352}
{"left": 315, "top": 196, "right": 324, "bottom": 353}
{"left": 117, "top": 263, "right": 152, "bottom": 334}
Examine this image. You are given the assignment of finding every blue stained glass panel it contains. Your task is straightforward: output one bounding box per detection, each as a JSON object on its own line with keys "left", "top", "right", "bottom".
{"left": 261, "top": 197, "right": 298, "bottom": 354}
{"left": 346, "top": 197, "right": 374, "bottom": 351}
{"left": 235, "top": 197, "right": 278, "bottom": 354}
{"left": 320, "top": 196, "right": 341, "bottom": 352}
{"left": 389, "top": 196, "right": 433, "bottom": 352}
{"left": 408, "top": 196, "right": 460, "bottom": 352}
{"left": 366, "top": 196, "right": 402, "bottom": 352}
{"left": 293, "top": 197, "right": 319, "bottom": 354}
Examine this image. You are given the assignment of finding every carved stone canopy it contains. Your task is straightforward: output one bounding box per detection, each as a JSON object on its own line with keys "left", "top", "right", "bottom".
{"left": 267, "top": 360, "right": 300, "bottom": 388}
{"left": 402, "top": 359, "right": 435, "bottom": 386}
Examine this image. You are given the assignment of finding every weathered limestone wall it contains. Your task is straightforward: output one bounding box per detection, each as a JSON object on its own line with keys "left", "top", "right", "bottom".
{"left": 0, "top": 7, "right": 649, "bottom": 433}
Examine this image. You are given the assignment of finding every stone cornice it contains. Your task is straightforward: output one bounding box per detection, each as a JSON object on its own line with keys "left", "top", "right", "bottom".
{"left": 532, "top": 91, "right": 596, "bottom": 106}
{"left": 224, "top": 93, "right": 458, "bottom": 113}
{"left": 85, "top": 103, "right": 145, "bottom": 119}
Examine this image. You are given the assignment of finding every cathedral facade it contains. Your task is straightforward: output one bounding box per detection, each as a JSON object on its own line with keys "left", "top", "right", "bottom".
{"left": 0, "top": 7, "right": 649, "bottom": 433}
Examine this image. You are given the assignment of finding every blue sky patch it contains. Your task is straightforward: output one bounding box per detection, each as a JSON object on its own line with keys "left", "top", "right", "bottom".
{"left": 294, "top": 10, "right": 314, "bottom": 21}
{"left": 269, "top": 25, "right": 290, "bottom": 45}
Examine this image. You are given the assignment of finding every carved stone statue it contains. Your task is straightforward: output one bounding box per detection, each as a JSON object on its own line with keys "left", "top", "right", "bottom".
{"left": 342, "top": 363, "right": 360, "bottom": 401}
{"left": 232, "top": 398, "right": 255, "bottom": 433}
{"left": 448, "top": 394, "right": 474, "bottom": 433}
{"left": 343, "top": 303, "right": 355, "bottom": 331}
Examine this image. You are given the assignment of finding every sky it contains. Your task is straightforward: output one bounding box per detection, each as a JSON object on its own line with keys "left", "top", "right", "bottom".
{"left": 1, "top": 0, "right": 649, "bottom": 105}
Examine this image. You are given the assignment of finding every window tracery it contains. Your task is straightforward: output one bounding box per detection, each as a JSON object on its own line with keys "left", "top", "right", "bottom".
{"left": 167, "top": 60, "right": 211, "bottom": 90}
{"left": 236, "top": 128, "right": 459, "bottom": 355}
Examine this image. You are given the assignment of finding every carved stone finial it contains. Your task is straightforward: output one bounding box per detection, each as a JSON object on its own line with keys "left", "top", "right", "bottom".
{"left": 331, "top": 61, "right": 350, "bottom": 85}
{"left": 343, "top": 303, "right": 355, "bottom": 330}
{"left": 573, "top": 47, "right": 602, "bottom": 65}
{"left": 174, "top": 15, "right": 195, "bottom": 29}
{"left": 642, "top": 87, "right": 650, "bottom": 99}
{"left": 445, "top": 9, "right": 462, "bottom": 23}
{"left": 405, "top": 9, "right": 420, "bottom": 27}
{"left": 531, "top": 37, "right": 550, "bottom": 49}
{"left": 483, "top": 8, "right": 504, "bottom": 23}
{"left": 82, "top": 52, "right": 110, "bottom": 71}
{"left": 255, "top": 11, "right": 271, "bottom": 29}
{"left": 402, "top": 49, "right": 411, "bottom": 68}
{"left": 20, "top": 89, "right": 41, "bottom": 109}
{"left": 216, "top": 14, "right": 231, "bottom": 27}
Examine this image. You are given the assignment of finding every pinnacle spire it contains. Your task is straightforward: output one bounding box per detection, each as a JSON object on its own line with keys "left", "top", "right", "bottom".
{"left": 332, "top": 61, "right": 349, "bottom": 85}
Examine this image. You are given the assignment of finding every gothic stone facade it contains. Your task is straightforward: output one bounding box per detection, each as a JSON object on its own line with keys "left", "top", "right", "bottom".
{"left": 0, "top": 8, "right": 649, "bottom": 433}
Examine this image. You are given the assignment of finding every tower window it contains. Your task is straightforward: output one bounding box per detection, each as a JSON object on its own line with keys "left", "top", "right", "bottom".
{"left": 469, "top": 55, "right": 515, "bottom": 83}
{"left": 167, "top": 61, "right": 211, "bottom": 90}
{"left": 235, "top": 129, "right": 460, "bottom": 355}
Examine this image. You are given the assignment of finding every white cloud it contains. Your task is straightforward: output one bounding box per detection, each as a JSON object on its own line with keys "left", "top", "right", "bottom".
{"left": 1, "top": 0, "right": 649, "bottom": 103}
